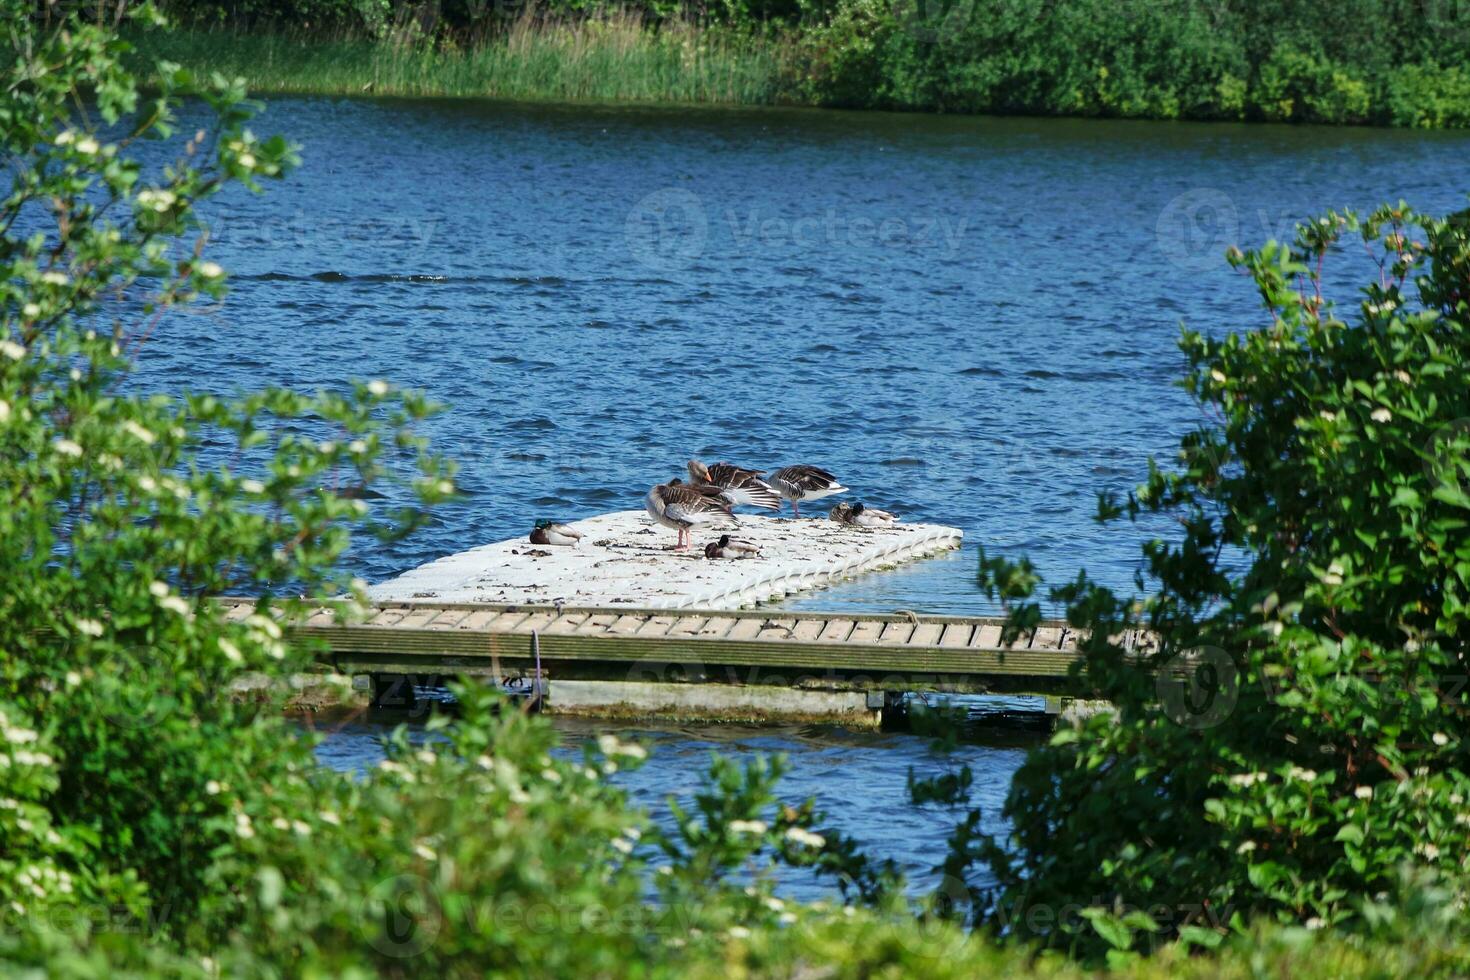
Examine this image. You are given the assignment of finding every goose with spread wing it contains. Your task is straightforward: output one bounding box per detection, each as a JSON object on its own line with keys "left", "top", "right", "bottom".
{"left": 769, "top": 464, "right": 848, "bottom": 518}
{"left": 687, "top": 459, "right": 780, "bottom": 511}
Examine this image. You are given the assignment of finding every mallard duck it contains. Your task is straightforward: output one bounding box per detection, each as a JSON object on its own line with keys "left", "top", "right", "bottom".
{"left": 529, "top": 519, "right": 582, "bottom": 546}
{"left": 703, "top": 533, "right": 761, "bottom": 559}
{"left": 831, "top": 502, "right": 898, "bottom": 528}
{"left": 849, "top": 502, "right": 898, "bottom": 527}
{"left": 769, "top": 464, "right": 848, "bottom": 517}
{"left": 645, "top": 480, "right": 735, "bottom": 550}
{"left": 687, "top": 459, "right": 780, "bottom": 511}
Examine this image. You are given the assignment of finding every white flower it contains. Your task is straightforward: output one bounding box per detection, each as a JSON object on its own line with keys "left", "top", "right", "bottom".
{"left": 245, "top": 614, "right": 282, "bottom": 639}
{"left": 1229, "top": 772, "right": 1267, "bottom": 787}
{"left": 53, "top": 439, "right": 82, "bottom": 457}
{"left": 197, "top": 262, "right": 224, "bottom": 279}
{"left": 1209, "top": 369, "right": 1227, "bottom": 383}
{"left": 123, "top": 421, "right": 156, "bottom": 445}
{"left": 349, "top": 439, "right": 368, "bottom": 454}
{"left": 367, "top": 380, "right": 389, "bottom": 397}
{"left": 54, "top": 130, "right": 76, "bottom": 146}
{"left": 318, "top": 811, "right": 340, "bottom": 826}
{"left": 218, "top": 639, "right": 243, "bottom": 664}
{"left": 1288, "top": 767, "right": 1318, "bottom": 782}
{"left": 727, "top": 926, "right": 750, "bottom": 939}
{"left": 159, "top": 596, "right": 191, "bottom": 617}
{"left": 778, "top": 912, "right": 797, "bottom": 925}
{"left": 597, "top": 734, "right": 647, "bottom": 759}
{"left": 415, "top": 749, "right": 437, "bottom": 765}
{"left": 136, "top": 189, "right": 177, "bottom": 213}
{"left": 75, "top": 619, "right": 104, "bottom": 637}
{"left": 1355, "top": 786, "right": 1373, "bottom": 800}
{"left": 1420, "top": 843, "right": 1441, "bottom": 861}
{"left": 20, "top": 303, "right": 39, "bottom": 318}
{"left": 610, "top": 837, "right": 634, "bottom": 854}
{"left": 0, "top": 400, "right": 9, "bottom": 423}
{"left": 1236, "top": 840, "right": 1257, "bottom": 853}
{"left": 0, "top": 341, "right": 24, "bottom": 360}
{"left": 1318, "top": 410, "right": 1337, "bottom": 422}
{"left": 149, "top": 581, "right": 170, "bottom": 597}
{"left": 238, "top": 153, "right": 256, "bottom": 169}
{"left": 763, "top": 896, "right": 785, "bottom": 912}
{"left": 1433, "top": 733, "right": 1450, "bottom": 746}
{"left": 784, "top": 826, "right": 826, "bottom": 848}
{"left": 413, "top": 843, "right": 436, "bottom": 861}
{"left": 40, "top": 271, "right": 68, "bottom": 286}
{"left": 1305, "top": 917, "right": 1324, "bottom": 930}
{"left": 541, "top": 768, "right": 562, "bottom": 784}
{"left": 727, "top": 820, "right": 767, "bottom": 836}
{"left": 75, "top": 136, "right": 99, "bottom": 155}
{"left": 4, "top": 727, "right": 38, "bottom": 744}
{"left": 240, "top": 479, "right": 265, "bottom": 495}
{"left": 65, "top": 671, "right": 80, "bottom": 687}
{"left": 1370, "top": 408, "right": 1392, "bottom": 423}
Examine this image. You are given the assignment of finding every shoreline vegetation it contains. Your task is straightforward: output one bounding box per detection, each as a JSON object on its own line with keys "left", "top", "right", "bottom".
{"left": 129, "top": 0, "right": 1470, "bottom": 125}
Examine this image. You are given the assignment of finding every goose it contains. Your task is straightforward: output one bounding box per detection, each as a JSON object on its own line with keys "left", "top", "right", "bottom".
{"left": 703, "top": 534, "right": 761, "bottom": 559}
{"left": 645, "top": 479, "right": 735, "bottom": 550}
{"left": 687, "top": 459, "right": 780, "bottom": 511}
{"left": 769, "top": 464, "right": 847, "bottom": 518}
{"left": 529, "top": 519, "right": 583, "bottom": 546}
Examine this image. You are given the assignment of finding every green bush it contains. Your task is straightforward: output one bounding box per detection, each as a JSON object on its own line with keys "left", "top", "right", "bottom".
{"left": 127, "top": 0, "right": 1470, "bottom": 125}
{"left": 970, "top": 203, "right": 1470, "bottom": 959}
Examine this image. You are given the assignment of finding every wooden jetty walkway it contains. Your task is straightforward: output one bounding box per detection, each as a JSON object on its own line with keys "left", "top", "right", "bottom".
{"left": 225, "top": 599, "right": 1152, "bottom": 724}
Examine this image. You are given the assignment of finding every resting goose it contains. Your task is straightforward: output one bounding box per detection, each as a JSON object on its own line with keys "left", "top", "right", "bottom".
{"left": 645, "top": 479, "right": 735, "bottom": 550}
{"left": 687, "top": 459, "right": 780, "bottom": 511}
{"left": 529, "top": 519, "right": 583, "bottom": 546}
{"left": 769, "top": 464, "right": 848, "bottom": 518}
{"left": 703, "top": 534, "right": 761, "bottom": 559}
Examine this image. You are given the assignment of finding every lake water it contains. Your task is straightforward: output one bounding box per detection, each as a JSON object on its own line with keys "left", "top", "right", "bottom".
{"left": 140, "top": 97, "right": 1470, "bottom": 895}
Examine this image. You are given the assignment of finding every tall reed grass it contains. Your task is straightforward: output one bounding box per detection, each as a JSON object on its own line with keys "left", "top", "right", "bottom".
{"left": 128, "top": 11, "right": 801, "bottom": 105}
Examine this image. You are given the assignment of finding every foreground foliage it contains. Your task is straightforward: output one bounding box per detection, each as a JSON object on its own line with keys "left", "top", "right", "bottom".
{"left": 968, "top": 204, "right": 1470, "bottom": 959}
{"left": 6, "top": 5, "right": 1470, "bottom": 978}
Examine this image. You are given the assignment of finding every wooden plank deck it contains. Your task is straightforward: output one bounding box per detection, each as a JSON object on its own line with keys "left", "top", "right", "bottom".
{"left": 219, "top": 598, "right": 1109, "bottom": 696}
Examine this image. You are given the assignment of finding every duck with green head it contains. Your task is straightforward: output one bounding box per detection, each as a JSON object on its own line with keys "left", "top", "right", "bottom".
{"left": 529, "top": 519, "right": 583, "bottom": 547}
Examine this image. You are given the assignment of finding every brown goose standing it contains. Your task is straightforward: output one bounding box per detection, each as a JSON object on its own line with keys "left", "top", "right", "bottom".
{"left": 645, "top": 479, "right": 735, "bottom": 550}
{"left": 687, "top": 459, "right": 780, "bottom": 511}
{"left": 769, "top": 464, "right": 848, "bottom": 518}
